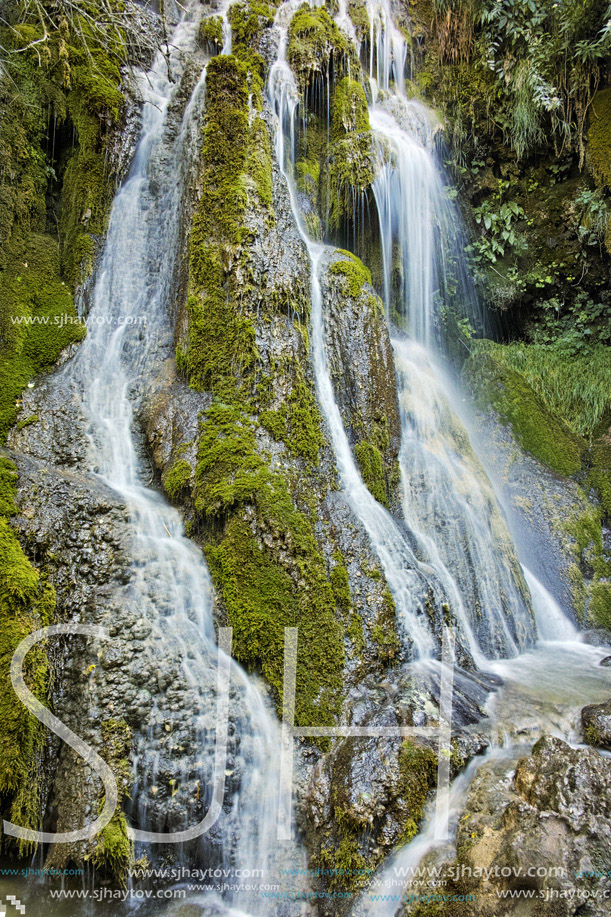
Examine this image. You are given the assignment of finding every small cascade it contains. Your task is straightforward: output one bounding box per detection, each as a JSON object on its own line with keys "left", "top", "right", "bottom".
{"left": 366, "top": 0, "right": 408, "bottom": 101}
{"left": 368, "top": 96, "right": 537, "bottom": 658}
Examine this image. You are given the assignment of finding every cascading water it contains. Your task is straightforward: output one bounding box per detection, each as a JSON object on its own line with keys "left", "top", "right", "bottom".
{"left": 270, "top": 29, "right": 447, "bottom": 662}
{"left": 47, "top": 5, "right": 302, "bottom": 914}
{"left": 269, "top": 3, "right": 536, "bottom": 668}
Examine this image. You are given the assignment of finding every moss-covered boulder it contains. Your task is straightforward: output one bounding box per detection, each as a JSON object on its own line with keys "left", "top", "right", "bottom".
{"left": 288, "top": 4, "right": 356, "bottom": 90}
{"left": 320, "top": 249, "right": 401, "bottom": 510}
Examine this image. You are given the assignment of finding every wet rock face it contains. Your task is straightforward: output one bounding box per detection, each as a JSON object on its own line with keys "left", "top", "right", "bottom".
{"left": 320, "top": 249, "right": 402, "bottom": 511}
{"left": 405, "top": 736, "right": 611, "bottom": 917}
{"left": 582, "top": 702, "right": 611, "bottom": 750}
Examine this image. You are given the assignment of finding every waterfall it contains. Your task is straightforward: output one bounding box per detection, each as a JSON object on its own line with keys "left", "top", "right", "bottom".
{"left": 270, "top": 33, "right": 442, "bottom": 661}
{"left": 269, "top": 3, "right": 538, "bottom": 664}
{"left": 56, "top": 5, "right": 298, "bottom": 912}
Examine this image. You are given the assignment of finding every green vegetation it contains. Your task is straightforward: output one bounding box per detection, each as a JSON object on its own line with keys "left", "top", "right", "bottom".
{"left": 331, "top": 77, "right": 370, "bottom": 141}
{"left": 182, "top": 20, "right": 345, "bottom": 730}
{"left": 354, "top": 441, "right": 388, "bottom": 506}
{"left": 329, "top": 249, "right": 373, "bottom": 298}
{"left": 463, "top": 345, "right": 584, "bottom": 476}
{"left": 0, "top": 456, "right": 55, "bottom": 855}
{"left": 0, "top": 0, "right": 140, "bottom": 439}
{"left": 370, "top": 589, "right": 401, "bottom": 662}
{"left": 347, "top": 0, "right": 370, "bottom": 41}
{"left": 414, "top": 0, "right": 611, "bottom": 163}
{"left": 201, "top": 427, "right": 345, "bottom": 726}
{"left": 199, "top": 15, "right": 224, "bottom": 54}
{"left": 470, "top": 341, "right": 611, "bottom": 439}
{"left": 588, "top": 88, "right": 611, "bottom": 192}
{"left": 288, "top": 4, "right": 354, "bottom": 88}
{"left": 163, "top": 459, "right": 193, "bottom": 502}
{"left": 397, "top": 740, "right": 438, "bottom": 843}
{"left": 0, "top": 235, "right": 86, "bottom": 440}
{"left": 186, "top": 54, "right": 265, "bottom": 395}
{"left": 94, "top": 719, "right": 133, "bottom": 882}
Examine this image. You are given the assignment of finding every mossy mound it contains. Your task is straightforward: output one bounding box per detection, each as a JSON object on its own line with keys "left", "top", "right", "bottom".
{"left": 199, "top": 15, "right": 224, "bottom": 54}
{"left": 328, "top": 248, "right": 372, "bottom": 296}
{"left": 331, "top": 77, "right": 370, "bottom": 141}
{"left": 288, "top": 4, "right": 355, "bottom": 89}
{"left": 93, "top": 719, "right": 133, "bottom": 882}
{"left": 463, "top": 345, "right": 584, "bottom": 477}
{"left": 198, "top": 405, "right": 344, "bottom": 728}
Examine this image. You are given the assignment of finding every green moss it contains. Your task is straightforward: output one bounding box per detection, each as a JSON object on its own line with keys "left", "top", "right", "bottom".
{"left": 588, "top": 89, "right": 611, "bottom": 192}
{"left": 329, "top": 250, "right": 372, "bottom": 298}
{"left": 228, "top": 0, "right": 275, "bottom": 55}
{"left": 185, "top": 53, "right": 276, "bottom": 395}
{"left": 0, "top": 7, "right": 126, "bottom": 440}
{"left": 260, "top": 409, "right": 287, "bottom": 440}
{"left": 470, "top": 341, "right": 611, "bottom": 440}
{"left": 589, "top": 434, "right": 611, "bottom": 518}
{"left": 589, "top": 582, "right": 611, "bottom": 630}
{"left": 93, "top": 811, "right": 131, "bottom": 879}
{"left": 282, "top": 377, "right": 324, "bottom": 463}
{"left": 347, "top": 0, "right": 370, "bottom": 41}
{"left": 331, "top": 77, "right": 370, "bottom": 141}
{"left": 315, "top": 835, "right": 370, "bottom": 891}
{"left": 0, "top": 456, "right": 55, "bottom": 854}
{"left": 396, "top": 740, "right": 438, "bottom": 844}
{"left": 330, "top": 552, "right": 352, "bottom": 613}
{"left": 330, "top": 551, "right": 365, "bottom": 657}
{"left": 288, "top": 4, "right": 354, "bottom": 88}
{"left": 205, "top": 496, "right": 344, "bottom": 729}
{"left": 163, "top": 459, "right": 193, "bottom": 502}
{"left": 183, "top": 19, "right": 343, "bottom": 735}
{"left": 354, "top": 440, "right": 388, "bottom": 506}
{"left": 16, "top": 415, "right": 39, "bottom": 431}
{"left": 93, "top": 718, "right": 133, "bottom": 882}
{"left": 324, "top": 133, "right": 376, "bottom": 232}
{"left": 199, "top": 15, "right": 224, "bottom": 54}
{"left": 463, "top": 346, "right": 583, "bottom": 476}
{"left": 194, "top": 401, "right": 343, "bottom": 727}
{"left": 0, "top": 234, "right": 86, "bottom": 442}
{"left": 370, "top": 588, "right": 400, "bottom": 662}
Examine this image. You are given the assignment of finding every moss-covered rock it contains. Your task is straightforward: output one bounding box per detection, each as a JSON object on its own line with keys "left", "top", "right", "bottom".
{"left": 321, "top": 250, "right": 402, "bottom": 510}
{"left": 331, "top": 77, "right": 370, "bottom": 141}
{"left": 198, "top": 15, "right": 224, "bottom": 55}
{"left": 0, "top": 235, "right": 86, "bottom": 441}
{"left": 463, "top": 345, "right": 583, "bottom": 476}
{"left": 93, "top": 719, "right": 133, "bottom": 882}
{"left": 588, "top": 88, "right": 611, "bottom": 192}
{"left": 288, "top": 4, "right": 355, "bottom": 90}
{"left": 347, "top": 0, "right": 370, "bottom": 42}
{"left": 0, "top": 454, "right": 55, "bottom": 854}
